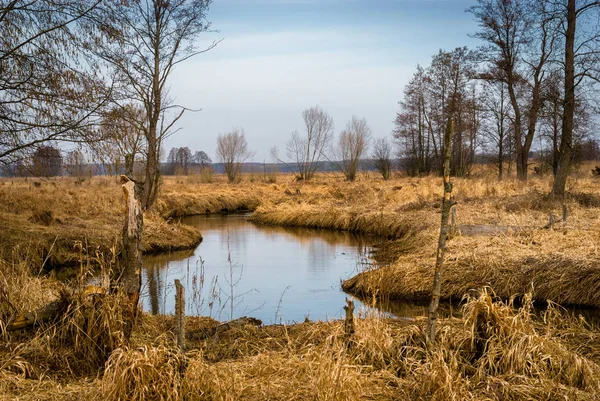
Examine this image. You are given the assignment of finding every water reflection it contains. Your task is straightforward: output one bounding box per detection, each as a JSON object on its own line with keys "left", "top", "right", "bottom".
{"left": 142, "top": 215, "right": 372, "bottom": 324}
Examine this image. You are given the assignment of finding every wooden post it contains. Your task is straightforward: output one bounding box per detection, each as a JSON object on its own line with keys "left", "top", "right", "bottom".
{"left": 343, "top": 298, "right": 355, "bottom": 347}
{"left": 120, "top": 175, "right": 144, "bottom": 340}
{"left": 427, "top": 119, "right": 456, "bottom": 343}
{"left": 175, "top": 279, "right": 185, "bottom": 350}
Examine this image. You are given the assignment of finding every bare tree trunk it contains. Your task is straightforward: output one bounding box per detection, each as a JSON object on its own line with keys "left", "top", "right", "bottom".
{"left": 552, "top": 0, "right": 576, "bottom": 198}
{"left": 506, "top": 81, "right": 525, "bottom": 180}
{"left": 427, "top": 119, "right": 456, "bottom": 343}
{"left": 125, "top": 154, "right": 134, "bottom": 177}
{"left": 120, "top": 175, "right": 144, "bottom": 340}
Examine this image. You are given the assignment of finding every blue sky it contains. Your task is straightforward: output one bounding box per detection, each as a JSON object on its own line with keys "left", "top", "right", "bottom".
{"left": 166, "top": 0, "right": 481, "bottom": 162}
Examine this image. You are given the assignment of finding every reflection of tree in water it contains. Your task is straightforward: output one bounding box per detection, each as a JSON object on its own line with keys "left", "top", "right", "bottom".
{"left": 180, "top": 215, "right": 374, "bottom": 278}
{"left": 146, "top": 265, "right": 161, "bottom": 314}
{"left": 144, "top": 249, "right": 194, "bottom": 314}
{"left": 182, "top": 215, "right": 373, "bottom": 274}
{"left": 182, "top": 214, "right": 371, "bottom": 249}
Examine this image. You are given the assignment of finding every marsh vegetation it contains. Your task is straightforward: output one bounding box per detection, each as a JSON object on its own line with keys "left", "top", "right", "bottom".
{"left": 2, "top": 166, "right": 600, "bottom": 400}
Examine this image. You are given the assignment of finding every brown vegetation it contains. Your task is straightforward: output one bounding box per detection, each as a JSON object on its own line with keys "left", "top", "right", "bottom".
{"left": 3, "top": 282, "right": 600, "bottom": 400}
{"left": 3, "top": 166, "right": 600, "bottom": 400}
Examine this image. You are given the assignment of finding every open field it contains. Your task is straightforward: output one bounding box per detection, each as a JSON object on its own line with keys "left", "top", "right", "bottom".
{"left": 2, "top": 166, "right": 600, "bottom": 400}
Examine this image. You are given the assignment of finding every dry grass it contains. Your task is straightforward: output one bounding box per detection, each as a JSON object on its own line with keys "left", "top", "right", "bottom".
{"left": 0, "top": 177, "right": 203, "bottom": 267}
{"left": 4, "top": 285, "right": 600, "bottom": 400}
{"left": 343, "top": 229, "right": 600, "bottom": 307}
{"left": 102, "top": 339, "right": 186, "bottom": 401}
{"left": 3, "top": 166, "right": 600, "bottom": 400}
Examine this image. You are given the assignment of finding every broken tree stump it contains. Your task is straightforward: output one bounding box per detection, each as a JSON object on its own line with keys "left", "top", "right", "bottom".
{"left": 449, "top": 205, "right": 458, "bottom": 236}
{"left": 120, "top": 175, "right": 144, "bottom": 340}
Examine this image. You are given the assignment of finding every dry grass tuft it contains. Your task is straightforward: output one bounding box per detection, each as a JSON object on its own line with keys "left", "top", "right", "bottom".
{"left": 101, "top": 340, "right": 186, "bottom": 401}
{"left": 183, "top": 333, "right": 402, "bottom": 401}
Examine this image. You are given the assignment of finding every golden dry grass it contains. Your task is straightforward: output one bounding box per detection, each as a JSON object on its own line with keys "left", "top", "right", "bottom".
{"left": 343, "top": 228, "right": 600, "bottom": 307}
{"left": 3, "top": 166, "right": 600, "bottom": 400}
{"left": 4, "top": 282, "right": 600, "bottom": 400}
{"left": 0, "top": 176, "right": 202, "bottom": 267}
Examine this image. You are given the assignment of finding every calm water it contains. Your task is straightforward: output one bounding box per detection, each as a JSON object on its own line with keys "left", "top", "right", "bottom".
{"left": 142, "top": 214, "right": 374, "bottom": 323}
{"left": 141, "top": 214, "right": 600, "bottom": 325}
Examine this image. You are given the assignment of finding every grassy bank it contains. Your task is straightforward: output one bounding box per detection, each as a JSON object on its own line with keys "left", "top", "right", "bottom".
{"left": 0, "top": 177, "right": 208, "bottom": 268}
{"left": 3, "top": 278, "right": 600, "bottom": 400}
{"left": 343, "top": 229, "right": 600, "bottom": 307}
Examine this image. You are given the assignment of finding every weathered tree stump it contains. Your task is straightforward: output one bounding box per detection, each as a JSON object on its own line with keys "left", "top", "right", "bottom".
{"left": 344, "top": 298, "right": 355, "bottom": 348}
{"left": 120, "top": 175, "right": 144, "bottom": 340}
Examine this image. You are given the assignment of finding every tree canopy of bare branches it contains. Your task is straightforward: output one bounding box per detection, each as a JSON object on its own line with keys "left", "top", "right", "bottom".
{"left": 0, "top": 0, "right": 109, "bottom": 167}
{"left": 469, "top": 0, "right": 558, "bottom": 180}
{"left": 97, "top": 105, "right": 146, "bottom": 177}
{"left": 394, "top": 48, "right": 476, "bottom": 177}
{"left": 372, "top": 137, "right": 393, "bottom": 180}
{"left": 333, "top": 116, "right": 371, "bottom": 181}
{"left": 216, "top": 128, "right": 253, "bottom": 183}
{"left": 90, "top": 0, "right": 218, "bottom": 209}
{"left": 550, "top": 0, "right": 600, "bottom": 196}
{"left": 285, "top": 106, "right": 334, "bottom": 181}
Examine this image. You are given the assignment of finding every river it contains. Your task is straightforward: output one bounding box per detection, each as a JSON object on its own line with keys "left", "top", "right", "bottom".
{"left": 142, "top": 214, "right": 382, "bottom": 324}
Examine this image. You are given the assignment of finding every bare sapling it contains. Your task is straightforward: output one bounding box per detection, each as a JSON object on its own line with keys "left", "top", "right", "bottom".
{"left": 427, "top": 120, "right": 456, "bottom": 343}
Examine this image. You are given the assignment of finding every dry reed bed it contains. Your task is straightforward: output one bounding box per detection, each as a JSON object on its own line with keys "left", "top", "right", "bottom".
{"left": 3, "top": 173, "right": 599, "bottom": 267}
{"left": 4, "top": 290, "right": 600, "bottom": 400}
{"left": 157, "top": 179, "right": 269, "bottom": 218}
{"left": 0, "top": 177, "right": 201, "bottom": 266}
{"left": 248, "top": 174, "right": 600, "bottom": 241}
{"left": 344, "top": 229, "right": 600, "bottom": 307}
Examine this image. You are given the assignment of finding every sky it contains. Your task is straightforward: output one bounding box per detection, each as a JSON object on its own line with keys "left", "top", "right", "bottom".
{"left": 165, "top": 0, "right": 482, "bottom": 163}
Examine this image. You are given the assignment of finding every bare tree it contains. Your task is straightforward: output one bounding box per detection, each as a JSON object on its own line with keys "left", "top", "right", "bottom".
{"left": 470, "top": 0, "right": 558, "bottom": 181}
{"left": 31, "top": 146, "right": 63, "bottom": 177}
{"left": 551, "top": 0, "right": 600, "bottom": 197}
{"left": 372, "top": 137, "right": 393, "bottom": 180}
{"left": 167, "top": 146, "right": 193, "bottom": 175}
{"left": 395, "top": 49, "right": 476, "bottom": 176}
{"left": 216, "top": 128, "right": 253, "bottom": 183}
{"left": 65, "top": 149, "right": 87, "bottom": 177}
{"left": 92, "top": 0, "right": 218, "bottom": 209}
{"left": 333, "top": 116, "right": 371, "bottom": 181}
{"left": 480, "top": 81, "right": 511, "bottom": 179}
{"left": 285, "top": 106, "right": 334, "bottom": 180}
{"left": 193, "top": 151, "right": 212, "bottom": 167}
